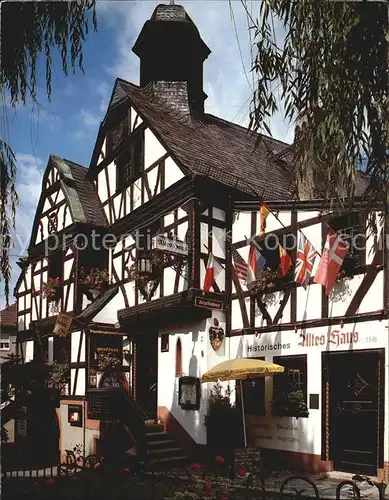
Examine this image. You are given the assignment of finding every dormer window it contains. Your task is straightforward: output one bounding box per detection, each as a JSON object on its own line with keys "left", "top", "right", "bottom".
{"left": 107, "top": 105, "right": 130, "bottom": 154}
{"left": 116, "top": 128, "right": 144, "bottom": 189}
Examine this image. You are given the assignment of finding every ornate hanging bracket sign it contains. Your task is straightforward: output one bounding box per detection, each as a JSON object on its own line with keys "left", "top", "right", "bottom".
{"left": 53, "top": 313, "right": 72, "bottom": 337}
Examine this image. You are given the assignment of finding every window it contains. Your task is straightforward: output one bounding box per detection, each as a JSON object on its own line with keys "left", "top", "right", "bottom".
{"left": 236, "top": 357, "right": 266, "bottom": 415}
{"left": 47, "top": 250, "right": 63, "bottom": 300}
{"left": 107, "top": 105, "right": 129, "bottom": 154}
{"left": 328, "top": 212, "right": 364, "bottom": 268}
{"left": 116, "top": 128, "right": 144, "bottom": 189}
{"left": 175, "top": 338, "right": 182, "bottom": 377}
{"left": 272, "top": 355, "right": 308, "bottom": 417}
{"left": 0, "top": 333, "right": 10, "bottom": 351}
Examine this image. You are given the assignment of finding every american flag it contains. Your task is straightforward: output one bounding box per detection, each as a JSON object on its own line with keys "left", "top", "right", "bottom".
{"left": 295, "top": 233, "right": 317, "bottom": 289}
{"left": 231, "top": 246, "right": 248, "bottom": 282}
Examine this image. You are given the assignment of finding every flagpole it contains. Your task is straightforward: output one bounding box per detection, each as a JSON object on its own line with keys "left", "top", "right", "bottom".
{"left": 259, "top": 202, "right": 322, "bottom": 258}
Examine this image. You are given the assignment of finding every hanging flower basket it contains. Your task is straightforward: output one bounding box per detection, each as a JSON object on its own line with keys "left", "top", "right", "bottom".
{"left": 248, "top": 266, "right": 280, "bottom": 294}
{"left": 127, "top": 248, "right": 187, "bottom": 301}
{"left": 41, "top": 277, "right": 61, "bottom": 302}
{"left": 80, "top": 267, "right": 110, "bottom": 291}
{"left": 336, "top": 253, "right": 358, "bottom": 283}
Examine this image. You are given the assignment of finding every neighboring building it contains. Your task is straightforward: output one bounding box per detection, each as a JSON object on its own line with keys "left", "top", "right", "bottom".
{"left": 0, "top": 303, "right": 17, "bottom": 362}
{"left": 13, "top": 3, "right": 388, "bottom": 481}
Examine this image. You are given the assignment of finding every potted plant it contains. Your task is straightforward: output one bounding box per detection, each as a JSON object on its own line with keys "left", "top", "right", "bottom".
{"left": 205, "top": 383, "right": 242, "bottom": 465}
{"left": 46, "top": 361, "right": 70, "bottom": 395}
{"left": 80, "top": 267, "right": 110, "bottom": 293}
{"left": 41, "top": 277, "right": 61, "bottom": 302}
{"left": 271, "top": 390, "right": 309, "bottom": 418}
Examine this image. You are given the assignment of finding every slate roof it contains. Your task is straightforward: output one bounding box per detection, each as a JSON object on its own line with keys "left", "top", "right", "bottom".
{"left": 0, "top": 303, "right": 17, "bottom": 330}
{"left": 117, "top": 79, "right": 294, "bottom": 200}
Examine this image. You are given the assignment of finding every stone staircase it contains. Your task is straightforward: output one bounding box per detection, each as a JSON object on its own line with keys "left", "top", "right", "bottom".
{"left": 144, "top": 421, "right": 189, "bottom": 470}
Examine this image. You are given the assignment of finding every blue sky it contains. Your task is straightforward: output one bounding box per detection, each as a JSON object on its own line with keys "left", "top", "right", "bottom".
{"left": 1, "top": 0, "right": 293, "bottom": 308}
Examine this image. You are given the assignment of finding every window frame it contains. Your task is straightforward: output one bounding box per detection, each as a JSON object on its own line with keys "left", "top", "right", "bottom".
{"left": 115, "top": 127, "right": 145, "bottom": 191}
{"left": 272, "top": 354, "right": 308, "bottom": 418}
{"left": 0, "top": 333, "right": 10, "bottom": 351}
{"left": 175, "top": 337, "right": 183, "bottom": 377}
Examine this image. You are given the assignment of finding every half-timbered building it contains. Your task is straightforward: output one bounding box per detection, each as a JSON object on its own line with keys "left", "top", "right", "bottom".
{"left": 13, "top": 3, "right": 388, "bottom": 480}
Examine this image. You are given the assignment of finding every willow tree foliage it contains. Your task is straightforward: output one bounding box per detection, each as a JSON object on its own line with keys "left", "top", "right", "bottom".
{"left": 0, "top": 1, "right": 96, "bottom": 304}
{"left": 247, "top": 0, "right": 389, "bottom": 206}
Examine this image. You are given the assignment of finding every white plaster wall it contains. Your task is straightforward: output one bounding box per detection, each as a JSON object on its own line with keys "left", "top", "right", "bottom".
{"left": 158, "top": 311, "right": 227, "bottom": 446}
{"left": 98, "top": 168, "right": 108, "bottom": 203}
{"left": 92, "top": 290, "right": 127, "bottom": 324}
{"left": 164, "top": 157, "right": 184, "bottom": 188}
{"left": 59, "top": 403, "right": 97, "bottom": 456}
{"left": 229, "top": 320, "right": 389, "bottom": 463}
{"left": 144, "top": 128, "right": 166, "bottom": 169}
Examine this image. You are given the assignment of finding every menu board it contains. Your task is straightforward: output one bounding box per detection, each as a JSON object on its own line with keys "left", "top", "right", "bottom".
{"left": 234, "top": 447, "right": 261, "bottom": 473}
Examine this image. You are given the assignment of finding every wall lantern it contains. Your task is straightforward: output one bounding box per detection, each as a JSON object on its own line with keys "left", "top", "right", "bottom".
{"left": 178, "top": 376, "right": 201, "bottom": 411}
{"left": 68, "top": 404, "right": 83, "bottom": 427}
{"left": 138, "top": 253, "right": 153, "bottom": 278}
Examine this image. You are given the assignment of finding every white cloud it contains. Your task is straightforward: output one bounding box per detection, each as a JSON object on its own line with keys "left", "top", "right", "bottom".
{"left": 96, "top": 1, "right": 292, "bottom": 142}
{"left": 0, "top": 153, "right": 44, "bottom": 308}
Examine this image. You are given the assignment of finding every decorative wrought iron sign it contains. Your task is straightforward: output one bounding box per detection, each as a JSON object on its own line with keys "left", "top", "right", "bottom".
{"left": 53, "top": 313, "right": 72, "bottom": 337}
{"left": 152, "top": 235, "right": 188, "bottom": 256}
{"left": 194, "top": 296, "right": 223, "bottom": 311}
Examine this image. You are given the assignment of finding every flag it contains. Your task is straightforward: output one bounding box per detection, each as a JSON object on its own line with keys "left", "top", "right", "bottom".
{"left": 279, "top": 244, "right": 292, "bottom": 277}
{"left": 313, "top": 227, "right": 349, "bottom": 295}
{"left": 203, "top": 253, "right": 223, "bottom": 292}
{"left": 295, "top": 233, "right": 317, "bottom": 289}
{"left": 259, "top": 203, "right": 271, "bottom": 236}
{"left": 231, "top": 246, "right": 248, "bottom": 282}
{"left": 247, "top": 242, "right": 266, "bottom": 284}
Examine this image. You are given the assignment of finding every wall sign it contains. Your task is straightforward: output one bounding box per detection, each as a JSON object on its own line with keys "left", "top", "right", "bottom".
{"left": 152, "top": 235, "right": 188, "bottom": 256}
{"left": 298, "top": 330, "right": 359, "bottom": 348}
{"left": 178, "top": 376, "right": 200, "bottom": 410}
{"left": 53, "top": 313, "right": 72, "bottom": 337}
{"left": 195, "top": 296, "right": 223, "bottom": 311}
{"left": 209, "top": 318, "right": 225, "bottom": 351}
{"left": 68, "top": 404, "right": 83, "bottom": 427}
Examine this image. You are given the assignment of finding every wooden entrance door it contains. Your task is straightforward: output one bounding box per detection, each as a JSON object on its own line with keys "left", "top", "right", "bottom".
{"left": 323, "top": 349, "right": 384, "bottom": 476}
{"left": 134, "top": 334, "right": 158, "bottom": 419}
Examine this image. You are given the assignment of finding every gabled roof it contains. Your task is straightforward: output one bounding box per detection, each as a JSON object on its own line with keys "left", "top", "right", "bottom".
{"left": 113, "top": 79, "right": 294, "bottom": 200}
{"left": 28, "top": 156, "right": 107, "bottom": 251}
{"left": 0, "top": 303, "right": 17, "bottom": 330}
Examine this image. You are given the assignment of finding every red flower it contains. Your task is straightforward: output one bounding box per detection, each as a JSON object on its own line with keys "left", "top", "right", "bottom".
{"left": 214, "top": 455, "right": 224, "bottom": 463}
{"left": 94, "top": 463, "right": 101, "bottom": 469}
{"left": 204, "top": 481, "right": 212, "bottom": 491}
{"left": 46, "top": 478, "right": 55, "bottom": 485}
{"left": 192, "top": 463, "right": 201, "bottom": 470}
{"left": 238, "top": 467, "right": 246, "bottom": 476}
{"left": 121, "top": 467, "right": 131, "bottom": 473}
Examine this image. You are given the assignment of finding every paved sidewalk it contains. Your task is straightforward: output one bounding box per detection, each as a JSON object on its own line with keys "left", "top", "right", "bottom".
{"left": 253, "top": 470, "right": 389, "bottom": 499}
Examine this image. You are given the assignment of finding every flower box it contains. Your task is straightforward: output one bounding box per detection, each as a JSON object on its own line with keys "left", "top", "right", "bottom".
{"left": 80, "top": 267, "right": 110, "bottom": 292}
{"left": 271, "top": 390, "right": 309, "bottom": 419}
{"left": 41, "top": 277, "right": 61, "bottom": 302}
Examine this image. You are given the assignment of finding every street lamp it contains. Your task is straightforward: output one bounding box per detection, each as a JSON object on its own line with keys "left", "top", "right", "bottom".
{"left": 138, "top": 253, "right": 152, "bottom": 279}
